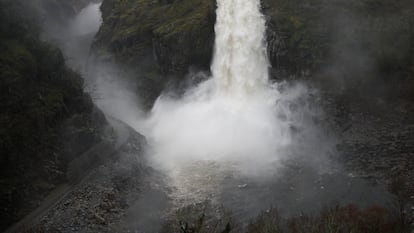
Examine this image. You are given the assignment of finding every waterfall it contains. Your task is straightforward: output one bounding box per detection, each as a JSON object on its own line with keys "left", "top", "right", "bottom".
{"left": 143, "top": 0, "right": 308, "bottom": 178}
{"left": 211, "top": 0, "right": 269, "bottom": 97}
{"left": 142, "top": 0, "right": 331, "bottom": 214}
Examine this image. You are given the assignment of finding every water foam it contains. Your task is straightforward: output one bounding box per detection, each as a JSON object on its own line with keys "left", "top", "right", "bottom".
{"left": 142, "top": 0, "right": 298, "bottom": 176}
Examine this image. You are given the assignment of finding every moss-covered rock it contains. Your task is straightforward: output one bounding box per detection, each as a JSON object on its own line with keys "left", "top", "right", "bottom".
{"left": 93, "top": 0, "right": 216, "bottom": 74}
{"left": 91, "top": 0, "right": 217, "bottom": 108}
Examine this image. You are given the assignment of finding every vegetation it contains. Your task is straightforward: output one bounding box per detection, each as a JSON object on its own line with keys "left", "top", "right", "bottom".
{"left": 162, "top": 179, "right": 413, "bottom": 233}
{"left": 1, "top": 0, "right": 413, "bottom": 230}
{"left": 92, "top": 0, "right": 217, "bottom": 108}
{"left": 94, "top": 0, "right": 216, "bottom": 73}
{"left": 160, "top": 202, "right": 234, "bottom": 233}
{"left": 0, "top": 0, "right": 106, "bottom": 230}
{"left": 162, "top": 202, "right": 412, "bottom": 233}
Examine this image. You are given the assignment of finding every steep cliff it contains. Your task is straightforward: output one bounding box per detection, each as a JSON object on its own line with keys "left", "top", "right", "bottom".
{"left": 93, "top": 0, "right": 414, "bottom": 96}
{"left": 93, "top": 0, "right": 216, "bottom": 74}
{"left": 264, "top": 0, "right": 414, "bottom": 86}
{"left": 0, "top": 0, "right": 107, "bottom": 229}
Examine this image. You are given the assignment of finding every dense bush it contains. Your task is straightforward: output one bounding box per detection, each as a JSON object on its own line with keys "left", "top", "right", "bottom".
{"left": 160, "top": 202, "right": 234, "bottom": 233}
{"left": 163, "top": 203, "right": 411, "bottom": 233}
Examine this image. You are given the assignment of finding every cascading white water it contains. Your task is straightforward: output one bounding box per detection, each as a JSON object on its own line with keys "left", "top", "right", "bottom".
{"left": 144, "top": 0, "right": 296, "bottom": 177}
{"left": 143, "top": 0, "right": 332, "bottom": 210}
{"left": 142, "top": 0, "right": 297, "bottom": 210}
{"left": 211, "top": 0, "right": 269, "bottom": 97}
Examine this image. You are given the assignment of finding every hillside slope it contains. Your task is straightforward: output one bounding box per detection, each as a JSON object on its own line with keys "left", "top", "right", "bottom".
{"left": 0, "top": 0, "right": 107, "bottom": 230}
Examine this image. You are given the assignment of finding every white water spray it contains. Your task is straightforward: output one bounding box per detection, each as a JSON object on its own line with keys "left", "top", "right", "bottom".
{"left": 143, "top": 0, "right": 301, "bottom": 176}
{"left": 41, "top": 3, "right": 102, "bottom": 73}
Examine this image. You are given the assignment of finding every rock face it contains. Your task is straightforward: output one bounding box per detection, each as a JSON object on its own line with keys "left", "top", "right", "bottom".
{"left": 93, "top": 0, "right": 216, "bottom": 74}
{"left": 0, "top": 0, "right": 107, "bottom": 230}
{"left": 93, "top": 0, "right": 414, "bottom": 98}
{"left": 90, "top": 0, "right": 217, "bottom": 108}
{"left": 263, "top": 0, "right": 414, "bottom": 87}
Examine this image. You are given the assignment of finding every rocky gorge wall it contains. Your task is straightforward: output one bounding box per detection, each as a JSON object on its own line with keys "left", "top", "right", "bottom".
{"left": 92, "top": 0, "right": 414, "bottom": 106}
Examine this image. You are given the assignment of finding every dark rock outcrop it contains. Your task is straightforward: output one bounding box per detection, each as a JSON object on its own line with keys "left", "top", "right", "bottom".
{"left": 93, "top": 0, "right": 216, "bottom": 75}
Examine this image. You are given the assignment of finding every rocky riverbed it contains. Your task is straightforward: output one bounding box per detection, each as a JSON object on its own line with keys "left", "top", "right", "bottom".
{"left": 27, "top": 130, "right": 167, "bottom": 233}
{"left": 21, "top": 95, "right": 414, "bottom": 233}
